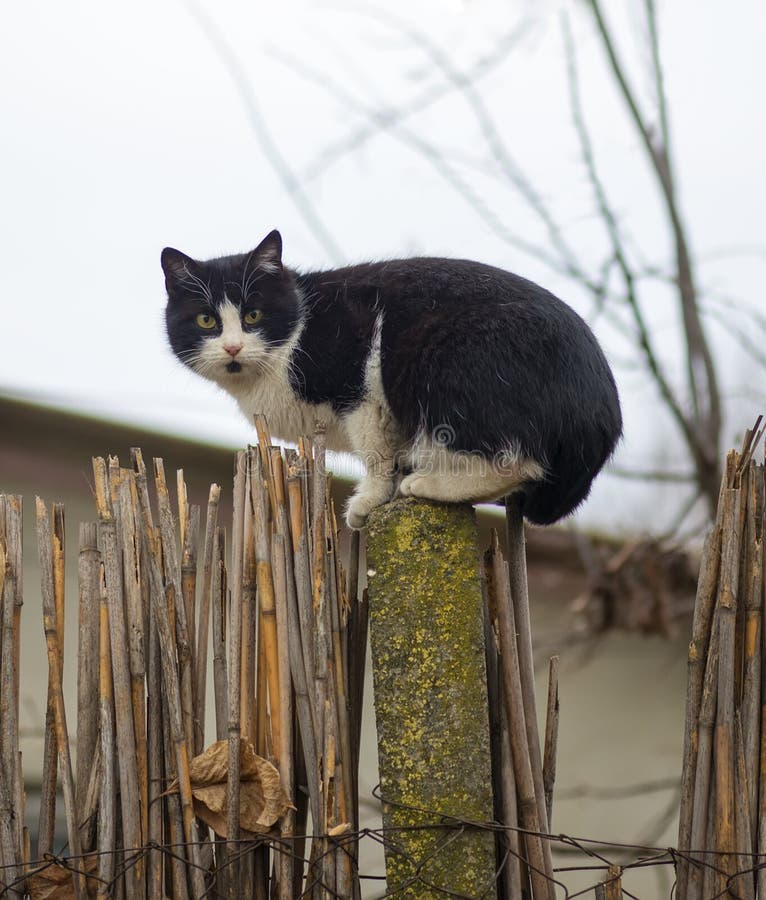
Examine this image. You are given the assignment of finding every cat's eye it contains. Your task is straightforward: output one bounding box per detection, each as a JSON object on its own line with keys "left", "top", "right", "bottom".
{"left": 243, "top": 310, "right": 263, "bottom": 326}
{"left": 196, "top": 313, "right": 217, "bottom": 330}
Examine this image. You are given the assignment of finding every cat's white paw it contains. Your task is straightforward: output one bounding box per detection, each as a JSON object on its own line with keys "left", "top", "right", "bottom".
{"left": 399, "top": 473, "right": 466, "bottom": 502}
{"left": 345, "top": 494, "right": 379, "bottom": 530}
{"left": 399, "top": 473, "right": 435, "bottom": 499}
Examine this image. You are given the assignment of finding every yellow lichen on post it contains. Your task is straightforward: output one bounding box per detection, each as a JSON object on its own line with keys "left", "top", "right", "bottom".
{"left": 366, "top": 497, "right": 497, "bottom": 897}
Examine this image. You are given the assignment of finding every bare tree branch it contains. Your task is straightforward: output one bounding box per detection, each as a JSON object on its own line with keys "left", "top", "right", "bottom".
{"left": 355, "top": 8, "right": 597, "bottom": 288}
{"left": 607, "top": 468, "right": 697, "bottom": 484}
{"left": 586, "top": 0, "right": 722, "bottom": 477}
{"left": 180, "top": 0, "right": 344, "bottom": 264}
{"left": 562, "top": 14, "right": 705, "bottom": 479}
{"left": 266, "top": 46, "right": 571, "bottom": 273}
{"left": 644, "top": 0, "right": 670, "bottom": 152}
{"left": 299, "top": 24, "right": 532, "bottom": 186}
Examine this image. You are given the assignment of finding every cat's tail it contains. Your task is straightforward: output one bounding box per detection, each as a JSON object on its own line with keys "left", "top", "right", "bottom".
{"left": 517, "top": 431, "right": 619, "bottom": 526}
{"left": 518, "top": 467, "right": 597, "bottom": 526}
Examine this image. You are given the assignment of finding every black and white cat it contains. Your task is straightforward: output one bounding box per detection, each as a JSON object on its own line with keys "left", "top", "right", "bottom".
{"left": 162, "top": 230, "right": 622, "bottom": 528}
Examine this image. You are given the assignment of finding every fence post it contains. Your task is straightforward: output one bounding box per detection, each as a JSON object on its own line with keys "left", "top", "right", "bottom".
{"left": 366, "top": 497, "right": 497, "bottom": 896}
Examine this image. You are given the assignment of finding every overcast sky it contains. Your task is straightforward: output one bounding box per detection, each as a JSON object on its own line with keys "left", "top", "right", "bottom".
{"left": 1, "top": 0, "right": 764, "bottom": 533}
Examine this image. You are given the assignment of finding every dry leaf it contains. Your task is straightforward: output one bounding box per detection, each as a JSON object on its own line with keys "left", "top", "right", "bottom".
{"left": 28, "top": 856, "right": 98, "bottom": 899}
{"left": 328, "top": 822, "right": 352, "bottom": 837}
{"left": 171, "top": 738, "right": 293, "bottom": 839}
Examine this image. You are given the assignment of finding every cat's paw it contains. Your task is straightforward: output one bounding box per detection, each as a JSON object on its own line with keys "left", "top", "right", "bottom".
{"left": 399, "top": 473, "right": 430, "bottom": 499}
{"left": 399, "top": 473, "right": 460, "bottom": 502}
{"left": 345, "top": 494, "right": 378, "bottom": 530}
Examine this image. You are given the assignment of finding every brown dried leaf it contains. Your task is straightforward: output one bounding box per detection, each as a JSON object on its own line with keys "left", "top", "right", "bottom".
{"left": 28, "top": 856, "right": 99, "bottom": 899}
{"left": 172, "top": 738, "right": 292, "bottom": 839}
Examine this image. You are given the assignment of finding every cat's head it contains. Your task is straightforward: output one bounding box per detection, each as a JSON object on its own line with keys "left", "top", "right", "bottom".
{"left": 162, "top": 230, "right": 302, "bottom": 386}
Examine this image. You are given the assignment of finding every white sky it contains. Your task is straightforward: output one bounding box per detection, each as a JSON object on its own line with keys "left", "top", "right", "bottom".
{"left": 1, "top": 0, "right": 764, "bottom": 534}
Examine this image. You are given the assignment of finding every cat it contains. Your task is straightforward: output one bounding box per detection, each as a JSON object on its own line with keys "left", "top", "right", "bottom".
{"left": 162, "top": 230, "right": 622, "bottom": 529}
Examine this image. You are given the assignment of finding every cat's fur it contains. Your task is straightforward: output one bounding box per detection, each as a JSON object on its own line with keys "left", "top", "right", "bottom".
{"left": 162, "top": 230, "right": 622, "bottom": 528}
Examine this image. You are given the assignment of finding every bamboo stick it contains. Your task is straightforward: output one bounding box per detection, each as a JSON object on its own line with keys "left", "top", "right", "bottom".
{"left": 286, "top": 454, "right": 318, "bottom": 744}
{"left": 97, "top": 564, "right": 116, "bottom": 897}
{"left": 676, "top": 510, "right": 723, "bottom": 897}
{"left": 154, "top": 459, "right": 196, "bottom": 757}
{"left": 0, "top": 505, "right": 23, "bottom": 900}
{"left": 162, "top": 680, "right": 192, "bottom": 900}
{"left": 36, "top": 498, "right": 87, "bottom": 899}
{"left": 76, "top": 522, "right": 100, "bottom": 828}
{"left": 325, "top": 499, "right": 355, "bottom": 895}
{"left": 212, "top": 526, "right": 229, "bottom": 741}
{"left": 177, "top": 470, "right": 199, "bottom": 691}
{"left": 227, "top": 451, "right": 247, "bottom": 898}
{"left": 243, "top": 449, "right": 259, "bottom": 746}
{"left": 118, "top": 473, "right": 149, "bottom": 848}
{"left": 241, "top": 450, "right": 258, "bottom": 900}
{"left": 284, "top": 457, "right": 321, "bottom": 835}
{"left": 714, "top": 482, "right": 743, "bottom": 894}
{"left": 346, "top": 530, "right": 367, "bottom": 837}
{"left": 687, "top": 611, "right": 720, "bottom": 900}
{"left": 0, "top": 496, "right": 24, "bottom": 874}
{"left": 734, "top": 712, "right": 755, "bottom": 900}
{"left": 270, "top": 449, "right": 296, "bottom": 900}
{"left": 741, "top": 462, "right": 764, "bottom": 843}
{"left": 597, "top": 864, "right": 623, "bottom": 899}
{"left": 36, "top": 505, "right": 58, "bottom": 860}
{"left": 145, "top": 553, "right": 164, "bottom": 900}
{"left": 196, "top": 483, "right": 221, "bottom": 755}
{"left": 505, "top": 496, "right": 555, "bottom": 888}
{"left": 132, "top": 449, "right": 205, "bottom": 899}
{"left": 484, "top": 535, "right": 523, "bottom": 900}
{"left": 248, "top": 446, "right": 269, "bottom": 900}
{"left": 253, "top": 451, "right": 282, "bottom": 766}
{"left": 182, "top": 501, "right": 200, "bottom": 712}
{"left": 210, "top": 526, "right": 229, "bottom": 899}
{"left": 543, "top": 655, "right": 560, "bottom": 832}
{"left": 328, "top": 497, "right": 353, "bottom": 833}
{"left": 0, "top": 747, "right": 23, "bottom": 899}
{"left": 93, "top": 458, "right": 144, "bottom": 895}
{"left": 310, "top": 437, "right": 329, "bottom": 825}
{"left": 8, "top": 496, "right": 24, "bottom": 872}
{"left": 488, "top": 523, "right": 552, "bottom": 899}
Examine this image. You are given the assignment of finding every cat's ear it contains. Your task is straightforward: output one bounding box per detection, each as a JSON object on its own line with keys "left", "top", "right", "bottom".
{"left": 161, "top": 247, "right": 197, "bottom": 294}
{"left": 251, "top": 230, "right": 283, "bottom": 273}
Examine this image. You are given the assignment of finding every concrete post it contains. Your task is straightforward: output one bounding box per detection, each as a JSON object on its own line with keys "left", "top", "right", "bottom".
{"left": 366, "top": 498, "right": 497, "bottom": 897}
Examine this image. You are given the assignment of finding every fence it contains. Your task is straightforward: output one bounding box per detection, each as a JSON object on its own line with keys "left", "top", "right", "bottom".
{"left": 0, "top": 419, "right": 764, "bottom": 898}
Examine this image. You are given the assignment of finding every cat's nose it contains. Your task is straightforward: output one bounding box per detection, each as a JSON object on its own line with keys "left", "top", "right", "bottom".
{"left": 224, "top": 343, "right": 243, "bottom": 357}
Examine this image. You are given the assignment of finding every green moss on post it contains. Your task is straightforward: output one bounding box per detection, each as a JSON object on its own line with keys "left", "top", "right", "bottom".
{"left": 366, "top": 498, "right": 497, "bottom": 897}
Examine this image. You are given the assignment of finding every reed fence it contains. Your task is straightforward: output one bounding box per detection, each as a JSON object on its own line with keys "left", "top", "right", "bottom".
{"left": 0, "top": 418, "right": 764, "bottom": 898}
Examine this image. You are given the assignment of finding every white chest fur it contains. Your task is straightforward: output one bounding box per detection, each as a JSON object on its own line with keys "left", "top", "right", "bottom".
{"left": 226, "top": 371, "right": 352, "bottom": 452}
